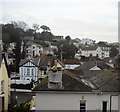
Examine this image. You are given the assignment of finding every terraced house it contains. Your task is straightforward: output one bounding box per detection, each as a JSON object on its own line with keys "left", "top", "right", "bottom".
{"left": 80, "top": 45, "right": 110, "bottom": 59}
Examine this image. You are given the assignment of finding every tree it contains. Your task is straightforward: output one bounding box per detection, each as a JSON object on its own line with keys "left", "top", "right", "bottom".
{"left": 56, "top": 40, "right": 78, "bottom": 59}
{"left": 97, "top": 41, "right": 108, "bottom": 46}
{"left": 25, "top": 29, "right": 35, "bottom": 36}
{"left": 65, "top": 35, "right": 71, "bottom": 42}
{"left": 11, "top": 21, "right": 29, "bottom": 31}
{"left": 32, "top": 23, "right": 39, "bottom": 31}
{"left": 2, "top": 23, "right": 22, "bottom": 72}
{"left": 41, "top": 31, "right": 53, "bottom": 41}
{"left": 109, "top": 46, "right": 119, "bottom": 57}
{"left": 40, "top": 25, "right": 50, "bottom": 32}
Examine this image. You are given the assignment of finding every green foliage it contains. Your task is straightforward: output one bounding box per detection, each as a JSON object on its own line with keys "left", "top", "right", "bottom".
{"left": 55, "top": 40, "right": 78, "bottom": 59}
{"left": 40, "top": 25, "right": 50, "bottom": 32}
{"left": 10, "top": 103, "right": 30, "bottom": 112}
{"left": 97, "top": 41, "right": 108, "bottom": 46}
{"left": 65, "top": 35, "right": 71, "bottom": 42}
{"left": 40, "top": 31, "right": 53, "bottom": 41}
{"left": 109, "top": 45, "right": 119, "bottom": 57}
{"left": 2, "top": 23, "right": 22, "bottom": 72}
{"left": 33, "top": 40, "right": 49, "bottom": 47}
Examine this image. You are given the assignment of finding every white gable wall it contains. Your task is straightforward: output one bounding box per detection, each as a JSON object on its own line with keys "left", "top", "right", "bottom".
{"left": 19, "top": 61, "right": 39, "bottom": 81}
{"left": 35, "top": 93, "right": 118, "bottom": 111}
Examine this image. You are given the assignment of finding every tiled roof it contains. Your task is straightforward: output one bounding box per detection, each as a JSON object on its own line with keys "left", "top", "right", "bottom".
{"left": 39, "top": 55, "right": 55, "bottom": 68}
{"left": 19, "top": 57, "right": 40, "bottom": 67}
{"left": 75, "top": 61, "right": 113, "bottom": 71}
{"left": 32, "top": 69, "right": 92, "bottom": 92}
{"left": 84, "top": 70, "right": 118, "bottom": 92}
{"left": 62, "top": 59, "right": 81, "bottom": 65}
{"left": 81, "top": 46, "right": 98, "bottom": 51}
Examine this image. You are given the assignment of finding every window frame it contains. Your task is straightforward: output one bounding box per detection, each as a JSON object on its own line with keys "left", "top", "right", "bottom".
{"left": 80, "top": 100, "right": 86, "bottom": 112}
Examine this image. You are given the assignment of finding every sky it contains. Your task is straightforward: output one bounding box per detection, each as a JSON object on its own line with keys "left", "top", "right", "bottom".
{"left": 0, "top": 0, "right": 119, "bottom": 43}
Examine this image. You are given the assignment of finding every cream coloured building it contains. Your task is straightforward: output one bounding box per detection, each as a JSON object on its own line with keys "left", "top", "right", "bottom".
{"left": 0, "top": 53, "right": 10, "bottom": 111}
{"left": 80, "top": 46, "right": 110, "bottom": 59}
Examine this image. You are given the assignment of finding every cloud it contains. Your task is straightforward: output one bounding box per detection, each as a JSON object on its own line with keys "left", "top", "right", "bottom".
{"left": 1, "top": 0, "right": 119, "bottom": 42}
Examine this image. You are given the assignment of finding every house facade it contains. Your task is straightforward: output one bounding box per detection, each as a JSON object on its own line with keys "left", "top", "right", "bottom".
{"left": 80, "top": 46, "right": 110, "bottom": 59}
{"left": 35, "top": 92, "right": 118, "bottom": 111}
{"left": 0, "top": 54, "right": 10, "bottom": 112}
{"left": 19, "top": 58, "right": 40, "bottom": 82}
{"left": 18, "top": 55, "right": 56, "bottom": 84}
{"left": 26, "top": 42, "right": 43, "bottom": 57}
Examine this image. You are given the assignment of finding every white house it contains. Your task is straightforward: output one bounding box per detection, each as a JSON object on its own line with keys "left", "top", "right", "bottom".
{"left": 18, "top": 55, "right": 57, "bottom": 84}
{"left": 26, "top": 42, "right": 43, "bottom": 57}
{"left": 19, "top": 57, "right": 40, "bottom": 82}
{"left": 80, "top": 46, "right": 110, "bottom": 59}
{"left": 32, "top": 63, "right": 118, "bottom": 111}
{"left": 80, "top": 38, "right": 96, "bottom": 45}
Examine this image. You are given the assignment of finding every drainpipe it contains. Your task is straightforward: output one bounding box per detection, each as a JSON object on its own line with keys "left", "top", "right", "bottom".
{"left": 109, "top": 95, "right": 118, "bottom": 112}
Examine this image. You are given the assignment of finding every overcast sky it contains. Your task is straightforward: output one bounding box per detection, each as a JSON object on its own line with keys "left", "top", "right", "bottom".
{"left": 0, "top": 0, "right": 119, "bottom": 42}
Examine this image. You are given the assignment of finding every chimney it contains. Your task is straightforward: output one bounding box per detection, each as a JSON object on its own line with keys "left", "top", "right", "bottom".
{"left": 48, "top": 59, "right": 64, "bottom": 89}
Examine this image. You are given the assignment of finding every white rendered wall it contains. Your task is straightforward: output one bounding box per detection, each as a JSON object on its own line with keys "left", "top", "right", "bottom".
{"left": 35, "top": 93, "right": 118, "bottom": 111}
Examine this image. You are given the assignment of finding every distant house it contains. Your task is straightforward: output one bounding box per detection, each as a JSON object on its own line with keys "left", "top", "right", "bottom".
{"left": 0, "top": 53, "right": 10, "bottom": 112}
{"left": 80, "top": 38, "right": 96, "bottom": 45}
{"left": 62, "top": 59, "right": 81, "bottom": 69}
{"left": 75, "top": 60, "right": 114, "bottom": 71}
{"left": 32, "top": 65, "right": 118, "bottom": 111}
{"left": 26, "top": 41, "right": 43, "bottom": 57}
{"left": 52, "top": 36, "right": 63, "bottom": 41}
{"left": 13, "top": 55, "right": 57, "bottom": 86}
{"left": 43, "top": 46, "right": 56, "bottom": 56}
{"left": 22, "top": 36, "right": 34, "bottom": 41}
{"left": 80, "top": 46, "right": 110, "bottom": 59}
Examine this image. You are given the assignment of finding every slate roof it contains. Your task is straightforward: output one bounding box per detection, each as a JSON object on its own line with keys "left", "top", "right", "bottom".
{"left": 19, "top": 57, "right": 40, "bottom": 67}
{"left": 84, "top": 69, "right": 119, "bottom": 92}
{"left": 62, "top": 59, "right": 81, "bottom": 65}
{"left": 32, "top": 67, "right": 119, "bottom": 92}
{"left": 75, "top": 61, "right": 113, "bottom": 71}
{"left": 39, "top": 55, "right": 55, "bottom": 67}
{"left": 66, "top": 69, "right": 84, "bottom": 78}
{"left": 32, "top": 69, "right": 92, "bottom": 92}
{"left": 81, "top": 46, "right": 98, "bottom": 51}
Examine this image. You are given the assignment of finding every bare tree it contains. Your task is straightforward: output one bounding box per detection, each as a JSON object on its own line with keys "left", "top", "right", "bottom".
{"left": 32, "top": 23, "right": 40, "bottom": 32}
{"left": 11, "top": 21, "right": 29, "bottom": 31}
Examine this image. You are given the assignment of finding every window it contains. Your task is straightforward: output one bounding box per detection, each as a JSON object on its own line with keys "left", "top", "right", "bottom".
{"left": 102, "top": 101, "right": 107, "bottom": 112}
{"left": 44, "top": 70, "right": 46, "bottom": 75}
{"left": 31, "top": 68, "right": 34, "bottom": 76}
{"left": 1, "top": 80, "right": 4, "bottom": 92}
{"left": 27, "top": 68, "right": 30, "bottom": 76}
{"left": 80, "top": 100, "right": 86, "bottom": 112}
